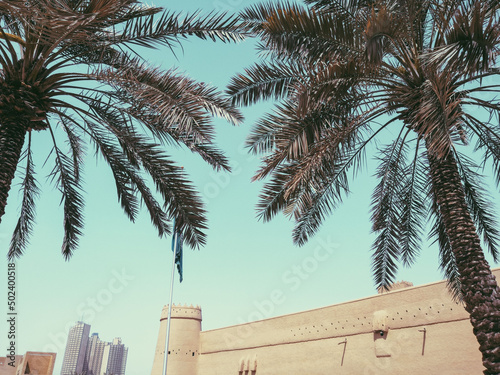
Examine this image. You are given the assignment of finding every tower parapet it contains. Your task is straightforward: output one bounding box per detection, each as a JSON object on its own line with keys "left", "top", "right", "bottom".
{"left": 160, "top": 304, "right": 202, "bottom": 321}
{"left": 151, "top": 304, "right": 202, "bottom": 375}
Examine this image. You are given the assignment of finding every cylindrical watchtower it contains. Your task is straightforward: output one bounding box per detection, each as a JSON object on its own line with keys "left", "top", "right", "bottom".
{"left": 151, "top": 304, "right": 202, "bottom": 375}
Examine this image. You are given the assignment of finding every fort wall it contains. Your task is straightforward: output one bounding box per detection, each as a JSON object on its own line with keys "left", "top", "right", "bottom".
{"left": 152, "top": 268, "right": 500, "bottom": 374}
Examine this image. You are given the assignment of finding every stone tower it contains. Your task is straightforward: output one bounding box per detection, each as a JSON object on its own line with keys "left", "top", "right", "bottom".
{"left": 151, "top": 304, "right": 202, "bottom": 375}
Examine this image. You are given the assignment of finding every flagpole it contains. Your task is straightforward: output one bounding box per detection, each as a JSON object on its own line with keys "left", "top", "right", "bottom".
{"left": 162, "top": 233, "right": 178, "bottom": 375}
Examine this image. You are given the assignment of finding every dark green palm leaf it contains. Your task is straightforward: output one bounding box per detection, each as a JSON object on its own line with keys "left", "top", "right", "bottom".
{"left": 8, "top": 139, "right": 39, "bottom": 259}
{"left": 47, "top": 134, "right": 85, "bottom": 259}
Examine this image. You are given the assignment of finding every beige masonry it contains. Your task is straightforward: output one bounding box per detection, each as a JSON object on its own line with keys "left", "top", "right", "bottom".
{"left": 151, "top": 268, "right": 500, "bottom": 375}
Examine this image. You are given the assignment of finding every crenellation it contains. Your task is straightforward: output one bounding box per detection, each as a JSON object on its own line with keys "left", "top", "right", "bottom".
{"left": 159, "top": 304, "right": 202, "bottom": 321}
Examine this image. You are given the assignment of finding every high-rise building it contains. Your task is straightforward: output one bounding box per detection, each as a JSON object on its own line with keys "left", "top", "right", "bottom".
{"left": 100, "top": 338, "right": 128, "bottom": 375}
{"left": 60, "top": 324, "right": 128, "bottom": 375}
{"left": 85, "top": 333, "right": 106, "bottom": 375}
{"left": 60, "top": 322, "right": 90, "bottom": 375}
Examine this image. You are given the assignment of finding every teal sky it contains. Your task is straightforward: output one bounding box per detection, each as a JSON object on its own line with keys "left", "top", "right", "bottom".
{"left": 1, "top": 1, "right": 499, "bottom": 375}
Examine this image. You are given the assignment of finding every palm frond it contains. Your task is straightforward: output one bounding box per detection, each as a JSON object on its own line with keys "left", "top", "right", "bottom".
{"left": 302, "top": 59, "right": 365, "bottom": 111}
{"left": 260, "top": 2, "right": 360, "bottom": 62}
{"left": 370, "top": 134, "right": 409, "bottom": 289}
{"left": 249, "top": 101, "right": 339, "bottom": 180}
{"left": 59, "top": 114, "right": 86, "bottom": 181}
{"left": 0, "top": 0, "right": 243, "bottom": 259}
{"left": 256, "top": 162, "right": 299, "bottom": 223}
{"left": 47, "top": 129, "right": 85, "bottom": 260}
{"left": 364, "top": 2, "right": 412, "bottom": 65}
{"left": 255, "top": 100, "right": 371, "bottom": 244}
{"left": 85, "top": 119, "right": 166, "bottom": 233}
{"left": 8, "top": 137, "right": 39, "bottom": 260}
{"left": 454, "top": 150, "right": 500, "bottom": 261}
{"left": 290, "top": 128, "right": 366, "bottom": 245}
{"left": 434, "top": 0, "right": 500, "bottom": 74}
{"left": 469, "top": 115, "right": 500, "bottom": 187}
{"left": 239, "top": 1, "right": 294, "bottom": 34}
{"left": 116, "top": 9, "right": 244, "bottom": 50}
{"left": 305, "top": 0, "right": 371, "bottom": 16}
{"left": 144, "top": 158, "right": 209, "bottom": 249}
{"left": 227, "top": 60, "right": 304, "bottom": 106}
{"left": 398, "top": 143, "right": 428, "bottom": 267}
{"left": 90, "top": 65, "right": 240, "bottom": 171}
{"left": 245, "top": 101, "right": 308, "bottom": 156}
{"left": 96, "top": 63, "right": 242, "bottom": 132}
{"left": 86, "top": 103, "right": 208, "bottom": 248}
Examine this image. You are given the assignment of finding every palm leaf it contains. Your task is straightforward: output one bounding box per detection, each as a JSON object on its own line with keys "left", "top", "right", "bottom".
{"left": 398, "top": 143, "right": 428, "bottom": 267}
{"left": 8, "top": 137, "right": 39, "bottom": 259}
{"left": 47, "top": 129, "right": 85, "bottom": 259}
{"left": 438, "top": 1, "right": 499, "bottom": 73}
{"left": 454, "top": 150, "right": 500, "bottom": 261}
{"left": 262, "top": 2, "right": 360, "bottom": 62}
{"left": 370, "top": 133, "right": 410, "bottom": 289}
{"left": 86, "top": 102, "right": 208, "bottom": 248}
{"left": 85, "top": 119, "right": 166, "bottom": 234}
{"left": 115, "top": 9, "right": 244, "bottom": 50}
{"left": 227, "top": 61, "right": 304, "bottom": 106}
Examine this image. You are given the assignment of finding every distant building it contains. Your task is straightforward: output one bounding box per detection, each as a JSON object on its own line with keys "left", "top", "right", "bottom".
{"left": 61, "top": 322, "right": 90, "bottom": 375}
{"left": 0, "top": 352, "right": 56, "bottom": 375}
{"left": 85, "top": 334, "right": 106, "bottom": 375}
{"left": 100, "top": 338, "right": 128, "bottom": 375}
{"left": 61, "top": 323, "right": 128, "bottom": 375}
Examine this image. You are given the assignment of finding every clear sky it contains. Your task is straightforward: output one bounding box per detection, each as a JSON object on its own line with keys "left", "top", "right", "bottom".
{"left": 0, "top": 1, "right": 498, "bottom": 375}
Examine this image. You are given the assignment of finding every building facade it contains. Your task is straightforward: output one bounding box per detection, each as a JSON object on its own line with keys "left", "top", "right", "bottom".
{"left": 61, "top": 322, "right": 90, "bottom": 375}
{"left": 85, "top": 333, "right": 106, "bottom": 375}
{"left": 151, "top": 268, "right": 500, "bottom": 375}
{"left": 0, "top": 352, "right": 56, "bottom": 375}
{"left": 61, "top": 323, "right": 127, "bottom": 375}
{"left": 100, "top": 338, "right": 128, "bottom": 375}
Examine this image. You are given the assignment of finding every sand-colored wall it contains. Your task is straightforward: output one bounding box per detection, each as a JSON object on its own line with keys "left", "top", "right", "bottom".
{"left": 196, "top": 268, "right": 500, "bottom": 374}
{"left": 151, "top": 305, "right": 202, "bottom": 375}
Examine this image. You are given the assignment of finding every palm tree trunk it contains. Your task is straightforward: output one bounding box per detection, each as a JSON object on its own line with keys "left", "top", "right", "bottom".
{"left": 427, "top": 150, "right": 500, "bottom": 375}
{"left": 0, "top": 122, "right": 27, "bottom": 223}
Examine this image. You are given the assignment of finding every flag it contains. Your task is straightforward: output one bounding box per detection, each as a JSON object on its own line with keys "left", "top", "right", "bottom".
{"left": 171, "top": 228, "right": 183, "bottom": 283}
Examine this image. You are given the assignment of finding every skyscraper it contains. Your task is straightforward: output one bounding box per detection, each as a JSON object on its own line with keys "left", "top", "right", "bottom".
{"left": 61, "top": 324, "right": 128, "bottom": 375}
{"left": 85, "top": 333, "right": 106, "bottom": 375}
{"left": 60, "top": 322, "right": 90, "bottom": 375}
{"left": 100, "top": 338, "right": 128, "bottom": 375}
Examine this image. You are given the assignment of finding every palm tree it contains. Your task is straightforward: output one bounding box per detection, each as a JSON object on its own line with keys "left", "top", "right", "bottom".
{"left": 227, "top": 0, "right": 500, "bottom": 372}
{"left": 0, "top": 0, "right": 244, "bottom": 260}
